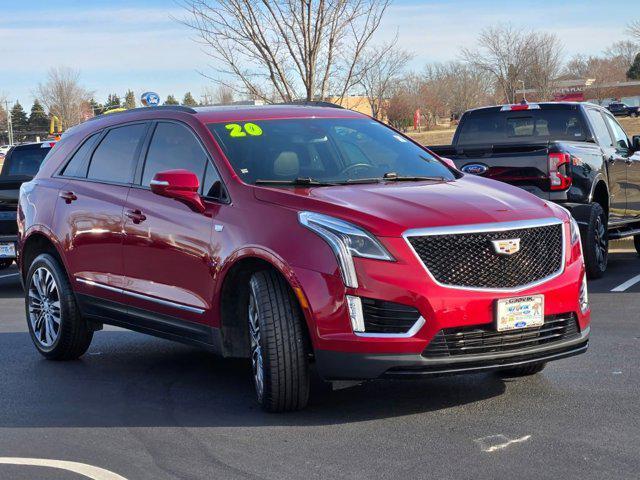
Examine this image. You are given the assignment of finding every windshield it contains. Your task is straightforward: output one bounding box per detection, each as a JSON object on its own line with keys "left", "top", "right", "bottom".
{"left": 457, "top": 108, "right": 587, "bottom": 146}
{"left": 0, "top": 145, "right": 51, "bottom": 177}
{"left": 208, "top": 118, "right": 455, "bottom": 184}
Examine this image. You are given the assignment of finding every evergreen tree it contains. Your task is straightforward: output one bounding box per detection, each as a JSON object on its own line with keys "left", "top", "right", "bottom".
{"left": 28, "top": 99, "right": 49, "bottom": 134}
{"left": 163, "top": 95, "right": 179, "bottom": 105}
{"left": 182, "top": 92, "right": 198, "bottom": 106}
{"left": 124, "top": 90, "right": 136, "bottom": 109}
{"left": 628, "top": 53, "right": 640, "bottom": 80}
{"left": 10, "top": 102, "right": 28, "bottom": 139}
{"left": 104, "top": 93, "right": 121, "bottom": 110}
{"left": 89, "top": 98, "right": 103, "bottom": 116}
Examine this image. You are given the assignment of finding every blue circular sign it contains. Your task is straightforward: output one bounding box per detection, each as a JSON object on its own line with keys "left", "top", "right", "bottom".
{"left": 461, "top": 163, "right": 489, "bottom": 175}
{"left": 141, "top": 92, "right": 160, "bottom": 107}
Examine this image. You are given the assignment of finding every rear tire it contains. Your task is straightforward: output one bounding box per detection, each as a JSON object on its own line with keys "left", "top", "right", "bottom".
{"left": 25, "top": 253, "right": 93, "bottom": 360}
{"left": 581, "top": 203, "right": 608, "bottom": 279}
{"left": 498, "top": 362, "right": 546, "bottom": 377}
{"left": 248, "top": 270, "right": 310, "bottom": 412}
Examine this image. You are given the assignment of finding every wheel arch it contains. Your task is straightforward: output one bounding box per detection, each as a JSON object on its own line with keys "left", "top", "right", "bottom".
{"left": 216, "top": 248, "right": 314, "bottom": 358}
{"left": 589, "top": 179, "right": 609, "bottom": 219}
{"left": 20, "top": 227, "right": 68, "bottom": 284}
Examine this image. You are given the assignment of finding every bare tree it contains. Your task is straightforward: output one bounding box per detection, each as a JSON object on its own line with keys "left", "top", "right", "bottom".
{"left": 564, "top": 55, "right": 629, "bottom": 103}
{"left": 36, "top": 67, "right": 92, "bottom": 129}
{"left": 359, "top": 43, "right": 412, "bottom": 119}
{"left": 604, "top": 40, "right": 640, "bottom": 66}
{"left": 461, "top": 25, "right": 563, "bottom": 103}
{"left": 181, "top": 0, "right": 391, "bottom": 103}
{"left": 628, "top": 20, "right": 640, "bottom": 40}
{"left": 386, "top": 77, "right": 420, "bottom": 131}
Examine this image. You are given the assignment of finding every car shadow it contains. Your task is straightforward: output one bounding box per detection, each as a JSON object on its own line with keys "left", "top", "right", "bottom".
{"left": 0, "top": 330, "right": 507, "bottom": 428}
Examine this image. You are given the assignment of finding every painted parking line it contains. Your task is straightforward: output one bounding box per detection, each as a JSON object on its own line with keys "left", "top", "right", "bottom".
{"left": 0, "top": 457, "right": 127, "bottom": 480}
{"left": 611, "top": 273, "right": 640, "bottom": 292}
{"left": 0, "top": 272, "right": 19, "bottom": 280}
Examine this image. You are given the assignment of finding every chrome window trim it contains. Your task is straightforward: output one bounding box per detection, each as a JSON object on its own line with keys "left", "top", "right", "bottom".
{"left": 355, "top": 316, "right": 426, "bottom": 338}
{"left": 402, "top": 217, "right": 566, "bottom": 293}
{"left": 76, "top": 277, "right": 205, "bottom": 314}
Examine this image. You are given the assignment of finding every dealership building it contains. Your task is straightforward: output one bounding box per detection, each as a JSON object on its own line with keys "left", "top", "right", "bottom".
{"left": 518, "top": 78, "right": 640, "bottom": 106}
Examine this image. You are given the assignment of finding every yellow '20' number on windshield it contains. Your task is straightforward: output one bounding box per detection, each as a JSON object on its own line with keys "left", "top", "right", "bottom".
{"left": 225, "top": 122, "right": 263, "bottom": 138}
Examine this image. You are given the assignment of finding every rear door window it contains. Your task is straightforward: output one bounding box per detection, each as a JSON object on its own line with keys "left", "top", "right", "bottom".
{"left": 586, "top": 110, "right": 614, "bottom": 148}
{"left": 87, "top": 123, "right": 147, "bottom": 183}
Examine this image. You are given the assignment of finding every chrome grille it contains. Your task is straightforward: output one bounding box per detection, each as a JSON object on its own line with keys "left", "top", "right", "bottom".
{"left": 406, "top": 220, "right": 564, "bottom": 290}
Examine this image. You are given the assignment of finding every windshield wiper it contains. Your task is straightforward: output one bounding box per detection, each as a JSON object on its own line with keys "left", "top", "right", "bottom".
{"left": 255, "top": 177, "right": 339, "bottom": 187}
{"left": 381, "top": 172, "right": 446, "bottom": 182}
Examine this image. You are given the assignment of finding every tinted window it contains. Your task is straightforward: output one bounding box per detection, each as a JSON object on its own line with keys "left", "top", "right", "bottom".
{"left": 87, "top": 124, "right": 146, "bottom": 183}
{"left": 586, "top": 110, "right": 613, "bottom": 147}
{"left": 208, "top": 118, "right": 454, "bottom": 184}
{"left": 457, "top": 108, "right": 586, "bottom": 145}
{"left": 62, "top": 133, "right": 100, "bottom": 177}
{"left": 202, "top": 161, "right": 225, "bottom": 200}
{"left": 603, "top": 114, "right": 630, "bottom": 151}
{"left": 141, "top": 122, "right": 208, "bottom": 187}
{"left": 0, "top": 144, "right": 51, "bottom": 177}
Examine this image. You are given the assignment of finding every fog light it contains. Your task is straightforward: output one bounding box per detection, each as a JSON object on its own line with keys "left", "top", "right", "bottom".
{"left": 579, "top": 273, "right": 589, "bottom": 314}
{"left": 346, "top": 295, "right": 365, "bottom": 333}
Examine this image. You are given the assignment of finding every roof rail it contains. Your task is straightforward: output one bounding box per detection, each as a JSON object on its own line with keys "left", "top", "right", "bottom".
{"left": 278, "top": 100, "right": 344, "bottom": 109}
{"left": 85, "top": 105, "right": 197, "bottom": 123}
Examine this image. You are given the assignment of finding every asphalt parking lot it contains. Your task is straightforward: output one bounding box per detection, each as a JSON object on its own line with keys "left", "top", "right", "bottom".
{"left": 0, "top": 251, "right": 638, "bottom": 480}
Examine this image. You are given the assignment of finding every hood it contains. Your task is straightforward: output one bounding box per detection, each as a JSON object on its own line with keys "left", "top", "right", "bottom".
{"left": 254, "top": 175, "right": 558, "bottom": 237}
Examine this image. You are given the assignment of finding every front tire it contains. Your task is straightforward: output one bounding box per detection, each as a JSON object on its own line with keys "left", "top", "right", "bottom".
{"left": 25, "top": 253, "right": 93, "bottom": 360}
{"left": 248, "top": 270, "right": 310, "bottom": 412}
{"left": 581, "top": 203, "right": 608, "bottom": 279}
{"left": 498, "top": 362, "right": 546, "bottom": 377}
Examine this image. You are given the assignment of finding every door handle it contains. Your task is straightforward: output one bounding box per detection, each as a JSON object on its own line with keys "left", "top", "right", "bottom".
{"left": 59, "top": 191, "right": 77, "bottom": 204}
{"left": 125, "top": 209, "right": 147, "bottom": 224}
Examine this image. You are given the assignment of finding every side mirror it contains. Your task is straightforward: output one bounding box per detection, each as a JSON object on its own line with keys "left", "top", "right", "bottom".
{"left": 633, "top": 135, "right": 640, "bottom": 151}
{"left": 150, "top": 169, "right": 205, "bottom": 213}
{"left": 439, "top": 157, "right": 458, "bottom": 170}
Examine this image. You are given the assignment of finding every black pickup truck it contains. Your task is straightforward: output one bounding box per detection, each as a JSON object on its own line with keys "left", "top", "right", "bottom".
{"left": 430, "top": 102, "right": 640, "bottom": 278}
{"left": 0, "top": 141, "right": 55, "bottom": 269}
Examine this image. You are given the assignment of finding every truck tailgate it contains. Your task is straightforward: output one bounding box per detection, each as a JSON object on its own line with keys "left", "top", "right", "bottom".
{"left": 451, "top": 143, "right": 551, "bottom": 198}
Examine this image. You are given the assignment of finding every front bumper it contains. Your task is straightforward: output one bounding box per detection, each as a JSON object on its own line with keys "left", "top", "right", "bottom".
{"left": 315, "top": 326, "right": 589, "bottom": 380}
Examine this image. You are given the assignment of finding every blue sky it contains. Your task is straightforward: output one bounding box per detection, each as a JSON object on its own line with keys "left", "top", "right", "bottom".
{"left": 0, "top": 0, "right": 637, "bottom": 107}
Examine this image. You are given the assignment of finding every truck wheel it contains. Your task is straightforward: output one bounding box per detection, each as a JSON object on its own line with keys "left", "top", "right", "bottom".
{"left": 581, "top": 203, "right": 608, "bottom": 279}
{"left": 634, "top": 235, "right": 640, "bottom": 255}
{"left": 498, "top": 362, "right": 546, "bottom": 377}
{"left": 0, "top": 259, "right": 13, "bottom": 270}
{"left": 248, "top": 270, "right": 310, "bottom": 412}
{"left": 25, "top": 253, "right": 93, "bottom": 360}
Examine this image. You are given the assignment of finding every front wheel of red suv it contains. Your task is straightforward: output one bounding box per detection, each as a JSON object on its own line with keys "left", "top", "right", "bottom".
{"left": 25, "top": 253, "right": 93, "bottom": 360}
{"left": 248, "top": 270, "right": 310, "bottom": 412}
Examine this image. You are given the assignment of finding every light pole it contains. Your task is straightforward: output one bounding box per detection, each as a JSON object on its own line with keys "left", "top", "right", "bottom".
{"left": 518, "top": 80, "right": 526, "bottom": 103}
{"left": 5, "top": 100, "right": 14, "bottom": 145}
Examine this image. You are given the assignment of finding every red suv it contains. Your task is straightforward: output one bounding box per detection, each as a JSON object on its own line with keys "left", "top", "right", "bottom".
{"left": 18, "top": 105, "right": 590, "bottom": 412}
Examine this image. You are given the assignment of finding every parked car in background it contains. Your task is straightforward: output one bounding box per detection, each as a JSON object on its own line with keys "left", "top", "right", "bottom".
{"left": 429, "top": 102, "right": 640, "bottom": 279}
{"left": 17, "top": 105, "right": 589, "bottom": 412}
{"left": 606, "top": 102, "right": 639, "bottom": 117}
{"left": 0, "top": 141, "right": 56, "bottom": 269}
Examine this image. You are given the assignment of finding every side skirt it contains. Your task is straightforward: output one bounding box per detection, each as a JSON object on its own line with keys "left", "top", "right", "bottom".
{"left": 76, "top": 293, "right": 224, "bottom": 355}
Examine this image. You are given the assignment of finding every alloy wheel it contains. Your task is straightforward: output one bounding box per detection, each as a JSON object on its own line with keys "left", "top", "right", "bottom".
{"left": 248, "top": 288, "right": 264, "bottom": 401}
{"left": 28, "top": 267, "right": 61, "bottom": 348}
{"left": 594, "top": 215, "right": 608, "bottom": 270}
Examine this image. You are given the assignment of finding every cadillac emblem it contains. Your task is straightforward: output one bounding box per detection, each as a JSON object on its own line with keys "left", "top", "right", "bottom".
{"left": 492, "top": 238, "right": 521, "bottom": 255}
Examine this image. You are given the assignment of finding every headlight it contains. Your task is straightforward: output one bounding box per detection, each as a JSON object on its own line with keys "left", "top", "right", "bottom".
{"left": 299, "top": 211, "right": 394, "bottom": 288}
{"left": 569, "top": 215, "right": 581, "bottom": 245}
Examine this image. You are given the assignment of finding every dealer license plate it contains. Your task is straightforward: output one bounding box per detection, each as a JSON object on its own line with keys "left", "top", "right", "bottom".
{"left": 496, "top": 295, "right": 544, "bottom": 332}
{"left": 0, "top": 242, "right": 16, "bottom": 258}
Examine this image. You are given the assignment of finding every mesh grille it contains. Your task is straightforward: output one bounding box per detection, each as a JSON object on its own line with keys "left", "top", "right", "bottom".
{"left": 422, "top": 313, "right": 580, "bottom": 358}
{"left": 361, "top": 298, "right": 421, "bottom": 334}
{"left": 407, "top": 223, "right": 563, "bottom": 289}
